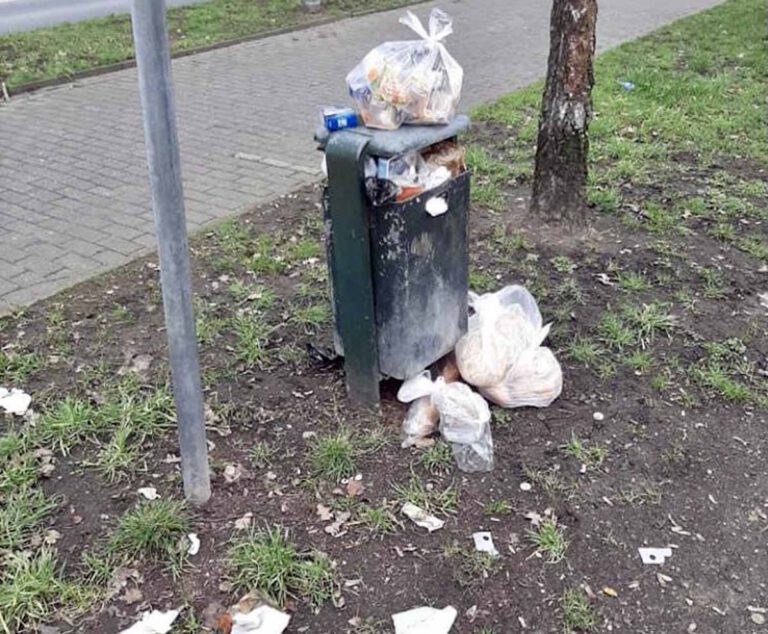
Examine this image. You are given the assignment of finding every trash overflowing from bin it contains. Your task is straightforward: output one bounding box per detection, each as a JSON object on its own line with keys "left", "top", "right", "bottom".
{"left": 364, "top": 140, "right": 466, "bottom": 205}
{"left": 346, "top": 8, "right": 463, "bottom": 130}
{"left": 397, "top": 285, "right": 563, "bottom": 472}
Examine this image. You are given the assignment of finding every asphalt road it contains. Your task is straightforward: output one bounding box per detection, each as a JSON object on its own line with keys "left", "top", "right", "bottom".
{"left": 0, "top": 0, "right": 209, "bottom": 34}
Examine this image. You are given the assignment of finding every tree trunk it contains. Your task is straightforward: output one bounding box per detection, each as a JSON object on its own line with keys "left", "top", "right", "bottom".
{"left": 530, "top": 0, "right": 597, "bottom": 224}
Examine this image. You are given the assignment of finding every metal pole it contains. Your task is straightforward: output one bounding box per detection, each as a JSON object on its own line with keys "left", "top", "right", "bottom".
{"left": 131, "top": 0, "right": 210, "bottom": 504}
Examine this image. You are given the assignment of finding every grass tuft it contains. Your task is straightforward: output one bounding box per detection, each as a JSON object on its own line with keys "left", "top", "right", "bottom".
{"left": 228, "top": 527, "right": 335, "bottom": 607}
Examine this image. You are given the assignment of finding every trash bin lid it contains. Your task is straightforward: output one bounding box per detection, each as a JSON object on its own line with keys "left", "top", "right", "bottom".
{"left": 315, "top": 115, "right": 470, "bottom": 157}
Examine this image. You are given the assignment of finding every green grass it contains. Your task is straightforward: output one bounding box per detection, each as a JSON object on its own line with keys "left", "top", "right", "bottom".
{"left": 418, "top": 441, "right": 454, "bottom": 475}
{"left": 483, "top": 499, "right": 512, "bottom": 517}
{"left": 0, "top": 549, "right": 82, "bottom": 633}
{"left": 358, "top": 503, "right": 399, "bottom": 536}
{"left": 0, "top": 0, "right": 415, "bottom": 91}
{"left": 0, "top": 489, "right": 59, "bottom": 552}
{"left": 562, "top": 433, "right": 608, "bottom": 471}
{"left": 527, "top": 517, "right": 568, "bottom": 563}
{"left": 308, "top": 430, "right": 358, "bottom": 481}
{"left": 473, "top": 0, "right": 768, "bottom": 228}
{"left": 445, "top": 543, "right": 499, "bottom": 588}
{"left": 108, "top": 500, "right": 190, "bottom": 572}
{"left": 250, "top": 441, "right": 275, "bottom": 469}
{"left": 0, "top": 350, "right": 42, "bottom": 384}
{"left": 561, "top": 589, "right": 597, "bottom": 632}
{"left": 231, "top": 313, "right": 272, "bottom": 366}
{"left": 228, "top": 527, "right": 335, "bottom": 607}
{"left": 393, "top": 476, "right": 459, "bottom": 515}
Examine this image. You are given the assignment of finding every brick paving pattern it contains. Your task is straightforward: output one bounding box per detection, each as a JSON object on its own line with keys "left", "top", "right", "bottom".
{"left": 0, "top": 0, "right": 722, "bottom": 313}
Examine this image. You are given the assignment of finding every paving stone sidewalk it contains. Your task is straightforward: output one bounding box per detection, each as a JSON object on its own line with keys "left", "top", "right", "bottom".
{"left": 0, "top": 0, "right": 722, "bottom": 313}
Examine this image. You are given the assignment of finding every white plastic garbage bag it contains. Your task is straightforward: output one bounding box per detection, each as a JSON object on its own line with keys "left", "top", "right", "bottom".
{"left": 346, "top": 8, "right": 463, "bottom": 129}
{"left": 401, "top": 396, "right": 440, "bottom": 448}
{"left": 455, "top": 286, "right": 550, "bottom": 388}
{"left": 480, "top": 346, "right": 563, "bottom": 409}
{"left": 398, "top": 373, "right": 493, "bottom": 472}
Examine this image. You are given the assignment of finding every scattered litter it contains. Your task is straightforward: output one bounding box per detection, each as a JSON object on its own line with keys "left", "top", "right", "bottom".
{"left": 602, "top": 586, "right": 618, "bottom": 598}
{"left": 425, "top": 196, "right": 449, "bottom": 217}
{"left": 639, "top": 547, "right": 672, "bottom": 565}
{"left": 619, "top": 80, "right": 635, "bottom": 91}
{"left": 593, "top": 412, "right": 605, "bottom": 421}
{"left": 223, "top": 463, "right": 244, "bottom": 484}
{"left": 752, "top": 613, "right": 766, "bottom": 625}
{"left": 595, "top": 273, "right": 614, "bottom": 286}
{"left": 520, "top": 481, "right": 532, "bottom": 492}
{"left": 401, "top": 502, "right": 444, "bottom": 532}
{"left": 234, "top": 512, "right": 253, "bottom": 530}
{"left": 137, "top": 487, "right": 160, "bottom": 501}
{"left": 231, "top": 605, "right": 291, "bottom": 634}
{"left": 656, "top": 572, "right": 673, "bottom": 587}
{"left": 759, "top": 292, "right": 768, "bottom": 309}
{"left": 347, "top": 8, "right": 463, "bottom": 129}
{"left": 0, "top": 387, "right": 31, "bottom": 415}
{"left": 119, "top": 609, "right": 179, "bottom": 634}
{"left": 187, "top": 533, "right": 200, "bottom": 556}
{"left": 472, "top": 531, "right": 499, "bottom": 557}
{"left": 392, "top": 605, "right": 457, "bottom": 634}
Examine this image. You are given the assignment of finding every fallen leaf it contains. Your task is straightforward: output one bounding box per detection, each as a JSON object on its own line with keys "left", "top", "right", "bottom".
{"left": 123, "top": 587, "right": 143, "bottom": 605}
{"left": 324, "top": 511, "right": 351, "bottom": 537}
{"left": 44, "top": 529, "right": 61, "bottom": 545}
{"left": 346, "top": 479, "right": 364, "bottom": 498}
{"left": 316, "top": 504, "right": 333, "bottom": 522}
{"left": 523, "top": 511, "right": 543, "bottom": 527}
{"left": 234, "top": 512, "right": 253, "bottom": 530}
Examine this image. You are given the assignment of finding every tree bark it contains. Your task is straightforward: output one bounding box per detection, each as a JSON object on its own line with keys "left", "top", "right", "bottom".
{"left": 530, "top": 0, "right": 597, "bottom": 224}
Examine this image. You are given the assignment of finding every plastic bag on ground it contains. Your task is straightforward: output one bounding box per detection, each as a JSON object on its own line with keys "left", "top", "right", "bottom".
{"left": 401, "top": 396, "right": 440, "bottom": 448}
{"left": 398, "top": 372, "right": 493, "bottom": 472}
{"left": 480, "top": 346, "right": 563, "bottom": 409}
{"left": 346, "top": 8, "right": 463, "bottom": 129}
{"left": 455, "top": 285, "right": 549, "bottom": 388}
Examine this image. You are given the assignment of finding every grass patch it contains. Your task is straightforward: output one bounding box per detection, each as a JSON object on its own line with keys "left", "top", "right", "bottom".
{"left": 228, "top": 527, "right": 335, "bottom": 607}
{"left": 358, "top": 503, "right": 399, "bottom": 536}
{"left": 418, "top": 441, "right": 454, "bottom": 475}
{"left": 562, "top": 433, "right": 608, "bottom": 471}
{"left": 0, "top": 489, "right": 59, "bottom": 553}
{"left": 444, "top": 542, "right": 499, "bottom": 588}
{"left": 308, "top": 430, "right": 358, "bottom": 481}
{"left": 561, "top": 588, "right": 598, "bottom": 632}
{"left": 0, "top": 0, "right": 415, "bottom": 90}
{"left": 0, "top": 350, "right": 42, "bottom": 384}
{"left": 394, "top": 476, "right": 459, "bottom": 515}
{"left": 483, "top": 499, "right": 513, "bottom": 517}
{"left": 108, "top": 500, "right": 190, "bottom": 572}
{"left": 0, "top": 550, "right": 69, "bottom": 632}
{"left": 527, "top": 516, "right": 568, "bottom": 563}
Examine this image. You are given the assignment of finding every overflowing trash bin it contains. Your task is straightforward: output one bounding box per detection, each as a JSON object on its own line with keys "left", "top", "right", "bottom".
{"left": 316, "top": 117, "right": 471, "bottom": 403}
{"left": 315, "top": 7, "right": 564, "bottom": 473}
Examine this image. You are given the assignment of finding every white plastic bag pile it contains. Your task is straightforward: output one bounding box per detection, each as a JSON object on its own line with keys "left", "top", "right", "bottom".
{"left": 398, "top": 285, "right": 562, "bottom": 471}
{"left": 398, "top": 374, "right": 492, "bottom": 472}
{"left": 457, "top": 285, "right": 562, "bottom": 408}
{"left": 346, "top": 8, "right": 463, "bottom": 129}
